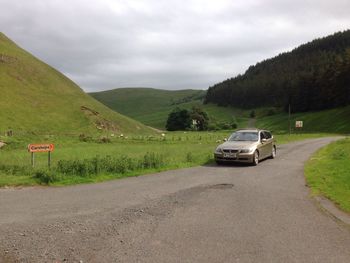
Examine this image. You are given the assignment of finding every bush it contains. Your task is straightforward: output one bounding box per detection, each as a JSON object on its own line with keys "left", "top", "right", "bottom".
{"left": 79, "top": 133, "right": 92, "bottom": 142}
{"left": 166, "top": 108, "right": 192, "bottom": 131}
{"left": 267, "top": 108, "right": 276, "bottom": 116}
{"left": 222, "top": 123, "right": 231, "bottom": 129}
{"left": 99, "top": 136, "right": 111, "bottom": 143}
{"left": 109, "top": 155, "right": 136, "bottom": 173}
{"left": 0, "top": 164, "right": 30, "bottom": 176}
{"left": 141, "top": 152, "right": 165, "bottom": 169}
{"left": 55, "top": 153, "right": 165, "bottom": 177}
{"left": 250, "top": 110, "right": 256, "bottom": 118}
{"left": 208, "top": 121, "right": 237, "bottom": 130}
{"left": 34, "top": 170, "right": 58, "bottom": 184}
{"left": 207, "top": 123, "right": 220, "bottom": 131}
{"left": 186, "top": 152, "right": 195, "bottom": 162}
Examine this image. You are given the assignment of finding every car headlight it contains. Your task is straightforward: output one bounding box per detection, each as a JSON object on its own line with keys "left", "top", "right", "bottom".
{"left": 215, "top": 147, "right": 222, "bottom": 154}
{"left": 240, "top": 148, "right": 253, "bottom": 154}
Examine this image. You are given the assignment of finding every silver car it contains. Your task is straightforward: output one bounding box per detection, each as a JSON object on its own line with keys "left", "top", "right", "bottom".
{"left": 214, "top": 129, "right": 276, "bottom": 166}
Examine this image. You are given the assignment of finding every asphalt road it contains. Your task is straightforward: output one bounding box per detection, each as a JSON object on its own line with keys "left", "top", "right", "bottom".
{"left": 0, "top": 137, "right": 349, "bottom": 263}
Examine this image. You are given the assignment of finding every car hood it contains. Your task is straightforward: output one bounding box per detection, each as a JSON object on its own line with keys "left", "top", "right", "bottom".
{"left": 219, "top": 141, "right": 258, "bottom": 149}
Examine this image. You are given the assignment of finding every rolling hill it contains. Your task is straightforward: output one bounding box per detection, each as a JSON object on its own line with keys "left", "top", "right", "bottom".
{"left": 256, "top": 105, "right": 350, "bottom": 134}
{"left": 205, "top": 30, "right": 350, "bottom": 113}
{"left": 90, "top": 88, "right": 350, "bottom": 134}
{"left": 0, "top": 33, "right": 153, "bottom": 135}
{"left": 90, "top": 88, "right": 249, "bottom": 129}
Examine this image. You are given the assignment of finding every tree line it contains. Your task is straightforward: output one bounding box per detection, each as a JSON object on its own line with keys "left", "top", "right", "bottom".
{"left": 166, "top": 106, "right": 237, "bottom": 131}
{"left": 205, "top": 30, "right": 350, "bottom": 113}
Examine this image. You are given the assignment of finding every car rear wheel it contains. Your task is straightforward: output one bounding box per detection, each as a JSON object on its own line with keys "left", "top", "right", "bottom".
{"left": 252, "top": 150, "right": 259, "bottom": 166}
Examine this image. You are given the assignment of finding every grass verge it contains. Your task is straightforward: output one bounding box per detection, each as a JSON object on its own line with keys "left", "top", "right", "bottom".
{"left": 0, "top": 132, "right": 336, "bottom": 187}
{"left": 305, "top": 137, "right": 350, "bottom": 213}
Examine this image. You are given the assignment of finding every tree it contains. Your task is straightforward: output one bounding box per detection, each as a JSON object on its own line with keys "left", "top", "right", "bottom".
{"left": 166, "top": 108, "right": 192, "bottom": 131}
{"left": 190, "top": 106, "right": 209, "bottom": 131}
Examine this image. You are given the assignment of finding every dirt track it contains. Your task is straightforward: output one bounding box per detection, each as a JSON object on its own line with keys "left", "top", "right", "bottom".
{"left": 1, "top": 137, "right": 349, "bottom": 262}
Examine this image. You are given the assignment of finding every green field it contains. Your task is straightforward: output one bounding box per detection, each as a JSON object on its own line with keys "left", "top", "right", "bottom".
{"left": 0, "top": 132, "right": 332, "bottom": 187}
{"left": 305, "top": 138, "right": 350, "bottom": 212}
{"left": 90, "top": 88, "right": 249, "bottom": 129}
{"left": 0, "top": 131, "right": 226, "bottom": 186}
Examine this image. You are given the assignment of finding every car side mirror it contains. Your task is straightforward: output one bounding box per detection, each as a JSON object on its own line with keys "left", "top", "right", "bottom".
{"left": 224, "top": 138, "right": 227, "bottom": 142}
{"left": 261, "top": 138, "right": 267, "bottom": 143}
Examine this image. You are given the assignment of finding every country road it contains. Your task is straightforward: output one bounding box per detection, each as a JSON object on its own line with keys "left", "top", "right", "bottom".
{"left": 1, "top": 137, "right": 349, "bottom": 263}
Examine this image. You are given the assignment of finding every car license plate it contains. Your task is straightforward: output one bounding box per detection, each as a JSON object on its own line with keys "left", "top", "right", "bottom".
{"left": 224, "top": 153, "right": 236, "bottom": 158}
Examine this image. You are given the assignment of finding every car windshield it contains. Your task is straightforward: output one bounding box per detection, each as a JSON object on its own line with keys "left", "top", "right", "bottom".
{"left": 228, "top": 131, "right": 259, "bottom": 142}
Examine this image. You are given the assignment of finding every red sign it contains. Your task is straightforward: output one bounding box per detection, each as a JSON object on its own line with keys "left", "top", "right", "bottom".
{"left": 28, "top": 144, "right": 54, "bottom": 153}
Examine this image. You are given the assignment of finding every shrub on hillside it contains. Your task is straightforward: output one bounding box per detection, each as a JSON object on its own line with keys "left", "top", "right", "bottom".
{"left": 34, "top": 170, "right": 58, "bottom": 184}
{"left": 79, "top": 133, "right": 92, "bottom": 142}
{"left": 250, "top": 110, "right": 256, "bottom": 118}
{"left": 166, "top": 106, "right": 210, "bottom": 131}
{"left": 166, "top": 108, "right": 192, "bottom": 131}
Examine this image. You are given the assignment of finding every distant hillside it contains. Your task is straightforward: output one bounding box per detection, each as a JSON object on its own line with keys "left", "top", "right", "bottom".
{"left": 0, "top": 33, "right": 153, "bottom": 135}
{"left": 256, "top": 105, "right": 350, "bottom": 134}
{"left": 205, "top": 30, "right": 350, "bottom": 113}
{"left": 90, "top": 88, "right": 250, "bottom": 129}
{"left": 90, "top": 88, "right": 205, "bottom": 128}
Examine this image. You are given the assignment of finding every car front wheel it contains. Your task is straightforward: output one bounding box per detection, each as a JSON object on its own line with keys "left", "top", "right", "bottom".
{"left": 252, "top": 150, "right": 259, "bottom": 166}
{"left": 270, "top": 146, "right": 276, "bottom": 159}
{"left": 216, "top": 160, "right": 223, "bottom": 165}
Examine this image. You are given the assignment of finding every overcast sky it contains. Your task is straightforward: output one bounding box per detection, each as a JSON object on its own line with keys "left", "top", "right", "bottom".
{"left": 1, "top": 0, "right": 350, "bottom": 92}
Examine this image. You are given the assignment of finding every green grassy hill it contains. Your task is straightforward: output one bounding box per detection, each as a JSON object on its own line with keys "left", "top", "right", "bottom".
{"left": 205, "top": 30, "right": 350, "bottom": 112}
{"left": 90, "top": 88, "right": 249, "bottom": 129}
{"left": 256, "top": 106, "right": 350, "bottom": 134}
{"left": 0, "top": 33, "right": 153, "bottom": 135}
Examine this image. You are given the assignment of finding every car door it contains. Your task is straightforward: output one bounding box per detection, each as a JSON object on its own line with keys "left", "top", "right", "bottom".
{"left": 261, "top": 131, "right": 273, "bottom": 158}
{"left": 258, "top": 131, "right": 269, "bottom": 158}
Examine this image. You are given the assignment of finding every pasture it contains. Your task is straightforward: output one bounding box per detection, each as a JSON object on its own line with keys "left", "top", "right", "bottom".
{"left": 0, "top": 131, "right": 332, "bottom": 187}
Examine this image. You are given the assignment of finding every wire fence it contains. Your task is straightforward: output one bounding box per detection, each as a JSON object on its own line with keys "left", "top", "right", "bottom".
{"left": 0, "top": 129, "right": 83, "bottom": 137}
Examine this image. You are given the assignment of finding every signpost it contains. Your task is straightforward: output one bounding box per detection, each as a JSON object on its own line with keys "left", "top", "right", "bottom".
{"left": 28, "top": 144, "right": 54, "bottom": 168}
{"left": 295, "top": 121, "right": 303, "bottom": 134}
{"left": 295, "top": 121, "right": 303, "bottom": 128}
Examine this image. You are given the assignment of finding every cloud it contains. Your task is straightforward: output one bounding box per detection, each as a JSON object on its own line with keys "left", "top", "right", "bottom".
{"left": 1, "top": 0, "right": 349, "bottom": 91}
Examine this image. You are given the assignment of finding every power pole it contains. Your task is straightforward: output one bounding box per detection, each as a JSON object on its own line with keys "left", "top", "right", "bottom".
{"left": 288, "top": 103, "right": 291, "bottom": 135}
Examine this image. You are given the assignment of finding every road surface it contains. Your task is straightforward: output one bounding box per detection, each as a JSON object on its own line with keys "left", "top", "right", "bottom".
{"left": 0, "top": 137, "right": 349, "bottom": 262}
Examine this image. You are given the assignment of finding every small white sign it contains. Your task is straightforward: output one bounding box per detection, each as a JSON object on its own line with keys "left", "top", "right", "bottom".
{"left": 295, "top": 121, "right": 303, "bottom": 128}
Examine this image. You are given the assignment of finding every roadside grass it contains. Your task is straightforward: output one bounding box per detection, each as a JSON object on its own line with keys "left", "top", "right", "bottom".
{"left": 274, "top": 133, "right": 336, "bottom": 144}
{"left": 0, "top": 131, "right": 226, "bottom": 187}
{"left": 305, "top": 137, "right": 350, "bottom": 213}
{"left": 256, "top": 105, "right": 350, "bottom": 134}
{"left": 0, "top": 132, "right": 335, "bottom": 187}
